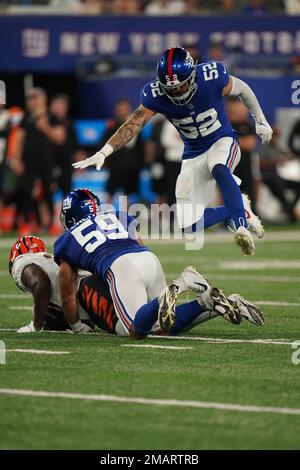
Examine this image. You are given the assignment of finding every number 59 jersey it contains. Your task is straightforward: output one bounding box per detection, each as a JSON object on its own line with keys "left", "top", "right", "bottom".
{"left": 54, "top": 211, "right": 148, "bottom": 277}
{"left": 140, "top": 61, "right": 236, "bottom": 159}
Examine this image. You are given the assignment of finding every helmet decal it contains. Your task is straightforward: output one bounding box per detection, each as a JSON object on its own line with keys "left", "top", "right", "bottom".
{"left": 9, "top": 236, "right": 47, "bottom": 274}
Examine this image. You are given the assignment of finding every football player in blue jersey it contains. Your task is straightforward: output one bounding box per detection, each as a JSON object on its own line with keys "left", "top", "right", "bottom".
{"left": 55, "top": 189, "right": 261, "bottom": 337}
{"left": 73, "top": 47, "right": 273, "bottom": 255}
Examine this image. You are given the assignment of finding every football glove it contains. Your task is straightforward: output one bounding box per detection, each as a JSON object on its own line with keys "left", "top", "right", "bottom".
{"left": 72, "top": 144, "right": 113, "bottom": 171}
{"left": 255, "top": 119, "right": 273, "bottom": 144}
{"left": 70, "top": 320, "right": 93, "bottom": 334}
{"left": 17, "top": 321, "right": 43, "bottom": 334}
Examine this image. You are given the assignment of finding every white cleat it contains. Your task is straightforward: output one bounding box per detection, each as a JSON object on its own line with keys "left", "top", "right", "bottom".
{"left": 197, "top": 287, "right": 241, "bottom": 325}
{"left": 234, "top": 226, "right": 255, "bottom": 256}
{"left": 158, "top": 284, "right": 178, "bottom": 332}
{"left": 242, "top": 194, "right": 264, "bottom": 239}
{"left": 228, "top": 294, "right": 264, "bottom": 326}
{"left": 174, "top": 266, "right": 210, "bottom": 295}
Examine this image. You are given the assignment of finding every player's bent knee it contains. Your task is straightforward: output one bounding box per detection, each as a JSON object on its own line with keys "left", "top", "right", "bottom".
{"left": 211, "top": 163, "right": 231, "bottom": 180}
{"left": 129, "top": 323, "right": 147, "bottom": 340}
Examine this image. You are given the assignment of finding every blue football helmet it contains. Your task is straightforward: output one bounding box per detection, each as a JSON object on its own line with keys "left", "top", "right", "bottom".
{"left": 60, "top": 188, "right": 100, "bottom": 229}
{"left": 157, "top": 47, "right": 197, "bottom": 105}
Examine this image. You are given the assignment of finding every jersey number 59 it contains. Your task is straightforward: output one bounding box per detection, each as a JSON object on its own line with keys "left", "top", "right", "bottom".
{"left": 71, "top": 214, "right": 129, "bottom": 253}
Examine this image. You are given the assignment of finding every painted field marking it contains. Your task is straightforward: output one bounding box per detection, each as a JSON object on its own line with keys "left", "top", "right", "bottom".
{"left": 10, "top": 306, "right": 32, "bottom": 310}
{"left": 255, "top": 301, "right": 300, "bottom": 307}
{"left": 0, "top": 388, "right": 299, "bottom": 416}
{"left": 6, "top": 349, "right": 69, "bottom": 355}
{"left": 0, "top": 328, "right": 294, "bottom": 346}
{"left": 122, "top": 344, "right": 193, "bottom": 351}
{"left": 167, "top": 273, "right": 300, "bottom": 283}
{"left": 148, "top": 335, "right": 295, "bottom": 346}
{"left": 0, "top": 294, "right": 29, "bottom": 299}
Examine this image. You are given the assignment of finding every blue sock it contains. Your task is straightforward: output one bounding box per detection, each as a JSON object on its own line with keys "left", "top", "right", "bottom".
{"left": 169, "top": 300, "right": 204, "bottom": 335}
{"left": 133, "top": 298, "right": 159, "bottom": 335}
{"left": 204, "top": 206, "right": 230, "bottom": 228}
{"left": 212, "top": 164, "right": 246, "bottom": 229}
{"left": 184, "top": 206, "right": 230, "bottom": 233}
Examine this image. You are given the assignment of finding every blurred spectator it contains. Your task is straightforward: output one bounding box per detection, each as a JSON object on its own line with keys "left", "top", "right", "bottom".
{"left": 0, "top": 102, "right": 11, "bottom": 189}
{"left": 183, "top": 40, "right": 203, "bottom": 63}
{"left": 219, "top": 0, "right": 237, "bottom": 13}
{"left": 112, "top": 0, "right": 142, "bottom": 14}
{"left": 50, "top": 0, "right": 81, "bottom": 13}
{"left": 13, "top": 87, "right": 66, "bottom": 234}
{"left": 103, "top": 98, "right": 145, "bottom": 204}
{"left": 290, "top": 55, "right": 300, "bottom": 74}
{"left": 148, "top": 117, "right": 183, "bottom": 231}
{"left": 243, "top": 0, "right": 268, "bottom": 14}
{"left": 260, "top": 127, "right": 300, "bottom": 223}
{"left": 49, "top": 94, "right": 78, "bottom": 196}
{"left": 207, "top": 41, "right": 226, "bottom": 62}
{"left": 226, "top": 96, "right": 260, "bottom": 212}
{"left": 150, "top": 117, "right": 183, "bottom": 206}
{"left": 145, "top": 0, "right": 187, "bottom": 15}
{"left": 184, "top": 0, "right": 200, "bottom": 14}
{"left": 284, "top": 0, "right": 300, "bottom": 14}
{"left": 288, "top": 117, "right": 300, "bottom": 158}
{"left": 80, "top": 0, "right": 105, "bottom": 14}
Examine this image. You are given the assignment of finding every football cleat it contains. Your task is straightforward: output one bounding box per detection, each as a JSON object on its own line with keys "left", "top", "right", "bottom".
{"left": 197, "top": 287, "right": 241, "bottom": 325}
{"left": 173, "top": 265, "right": 210, "bottom": 295}
{"left": 158, "top": 284, "right": 178, "bottom": 332}
{"left": 234, "top": 226, "right": 255, "bottom": 256}
{"left": 242, "top": 194, "right": 264, "bottom": 239}
{"left": 228, "top": 294, "right": 264, "bottom": 326}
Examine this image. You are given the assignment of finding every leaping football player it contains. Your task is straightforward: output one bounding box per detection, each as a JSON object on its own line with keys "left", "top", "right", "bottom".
{"left": 73, "top": 47, "right": 272, "bottom": 255}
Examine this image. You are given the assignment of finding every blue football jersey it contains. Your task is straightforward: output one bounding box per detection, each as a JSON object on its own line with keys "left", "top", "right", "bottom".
{"left": 140, "top": 61, "right": 236, "bottom": 159}
{"left": 54, "top": 211, "right": 148, "bottom": 277}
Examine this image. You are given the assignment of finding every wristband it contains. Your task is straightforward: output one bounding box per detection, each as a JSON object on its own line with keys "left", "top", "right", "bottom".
{"left": 101, "top": 143, "right": 114, "bottom": 158}
{"left": 70, "top": 320, "right": 82, "bottom": 331}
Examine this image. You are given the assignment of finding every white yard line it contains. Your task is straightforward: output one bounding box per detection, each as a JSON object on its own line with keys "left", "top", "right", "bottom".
{"left": 0, "top": 294, "right": 29, "bottom": 299}
{"left": 122, "top": 344, "right": 192, "bottom": 351}
{"left": 148, "top": 335, "right": 295, "bottom": 346}
{"left": 0, "top": 328, "right": 294, "bottom": 346}
{"left": 0, "top": 388, "right": 299, "bottom": 416}
{"left": 10, "top": 306, "right": 32, "bottom": 310}
{"left": 6, "top": 349, "right": 70, "bottom": 355}
{"left": 254, "top": 301, "right": 300, "bottom": 307}
{"left": 167, "top": 273, "right": 300, "bottom": 283}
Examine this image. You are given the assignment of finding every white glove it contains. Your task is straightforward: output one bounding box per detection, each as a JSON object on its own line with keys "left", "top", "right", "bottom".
{"left": 255, "top": 119, "right": 273, "bottom": 144}
{"left": 72, "top": 144, "right": 113, "bottom": 171}
{"left": 70, "top": 320, "right": 93, "bottom": 334}
{"left": 17, "top": 321, "right": 43, "bottom": 334}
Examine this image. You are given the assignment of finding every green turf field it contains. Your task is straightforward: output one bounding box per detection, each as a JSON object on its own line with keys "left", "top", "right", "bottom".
{"left": 0, "top": 232, "right": 300, "bottom": 450}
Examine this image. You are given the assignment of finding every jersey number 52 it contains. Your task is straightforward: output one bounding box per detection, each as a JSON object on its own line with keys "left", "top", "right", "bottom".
{"left": 173, "top": 109, "right": 221, "bottom": 139}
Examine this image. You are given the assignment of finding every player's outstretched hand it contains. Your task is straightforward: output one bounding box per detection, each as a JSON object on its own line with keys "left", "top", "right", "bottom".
{"left": 72, "top": 151, "right": 106, "bottom": 171}
{"left": 255, "top": 120, "right": 273, "bottom": 144}
{"left": 17, "top": 321, "right": 42, "bottom": 333}
{"left": 71, "top": 320, "right": 93, "bottom": 334}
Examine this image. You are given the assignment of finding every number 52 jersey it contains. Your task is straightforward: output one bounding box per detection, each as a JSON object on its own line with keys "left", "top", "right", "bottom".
{"left": 54, "top": 211, "right": 148, "bottom": 277}
{"left": 140, "top": 61, "right": 236, "bottom": 159}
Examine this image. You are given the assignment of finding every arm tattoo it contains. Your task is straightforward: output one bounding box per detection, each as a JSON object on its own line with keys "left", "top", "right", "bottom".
{"left": 109, "top": 106, "right": 147, "bottom": 151}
